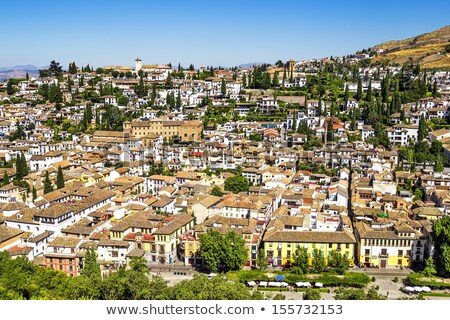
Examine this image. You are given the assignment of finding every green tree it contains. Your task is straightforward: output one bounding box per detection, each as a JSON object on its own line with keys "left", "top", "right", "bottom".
{"left": 272, "top": 72, "right": 280, "bottom": 87}
{"left": 327, "top": 250, "right": 350, "bottom": 275}
{"left": 334, "top": 288, "right": 367, "bottom": 300}
{"left": 169, "top": 274, "right": 257, "bottom": 300}
{"left": 435, "top": 154, "right": 444, "bottom": 172}
{"left": 224, "top": 175, "right": 249, "bottom": 194}
{"left": 418, "top": 115, "right": 427, "bottom": 141}
{"left": 199, "top": 229, "right": 248, "bottom": 272}
{"left": 165, "top": 73, "right": 173, "bottom": 89}
{"left": 68, "top": 62, "right": 78, "bottom": 74}
{"left": 422, "top": 257, "right": 437, "bottom": 276}
{"left": 326, "top": 118, "right": 333, "bottom": 142}
{"left": 129, "top": 256, "right": 148, "bottom": 273}
{"left": 15, "top": 153, "right": 29, "bottom": 180}
{"left": 256, "top": 249, "right": 268, "bottom": 271}
{"left": 118, "top": 95, "right": 128, "bottom": 106}
{"left": 221, "top": 79, "right": 227, "bottom": 96}
{"left": 43, "top": 171, "right": 53, "bottom": 194}
{"left": 2, "top": 172, "right": 9, "bottom": 186}
{"left": 56, "top": 166, "right": 65, "bottom": 189}
{"left": 211, "top": 186, "right": 223, "bottom": 197}
{"left": 431, "top": 216, "right": 450, "bottom": 277}
{"left": 311, "top": 249, "right": 326, "bottom": 273}
{"left": 32, "top": 185, "right": 37, "bottom": 202}
{"left": 6, "top": 79, "right": 15, "bottom": 95}
{"left": 355, "top": 77, "right": 363, "bottom": 101}
{"left": 303, "top": 288, "right": 321, "bottom": 300}
{"left": 292, "top": 245, "right": 309, "bottom": 274}
{"left": 413, "top": 188, "right": 424, "bottom": 202}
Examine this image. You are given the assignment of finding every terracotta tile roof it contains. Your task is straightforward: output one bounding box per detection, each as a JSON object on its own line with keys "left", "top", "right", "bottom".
{"left": 0, "top": 225, "right": 23, "bottom": 243}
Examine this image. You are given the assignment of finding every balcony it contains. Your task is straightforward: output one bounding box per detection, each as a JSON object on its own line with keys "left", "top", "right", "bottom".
{"left": 378, "top": 253, "right": 389, "bottom": 258}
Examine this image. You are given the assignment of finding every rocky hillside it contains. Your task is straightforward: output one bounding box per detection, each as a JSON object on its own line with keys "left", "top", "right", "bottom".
{"left": 371, "top": 25, "right": 450, "bottom": 68}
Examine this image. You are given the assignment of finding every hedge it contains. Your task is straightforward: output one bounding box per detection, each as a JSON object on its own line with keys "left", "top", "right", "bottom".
{"left": 407, "top": 273, "right": 450, "bottom": 288}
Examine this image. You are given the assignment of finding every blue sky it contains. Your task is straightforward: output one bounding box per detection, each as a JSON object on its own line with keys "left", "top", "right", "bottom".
{"left": 2, "top": 0, "right": 450, "bottom": 69}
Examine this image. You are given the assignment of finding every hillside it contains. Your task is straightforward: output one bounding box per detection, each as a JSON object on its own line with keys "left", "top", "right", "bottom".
{"left": 371, "top": 25, "right": 450, "bottom": 68}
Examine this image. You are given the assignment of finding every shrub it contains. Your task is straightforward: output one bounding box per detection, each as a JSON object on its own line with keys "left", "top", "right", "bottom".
{"left": 393, "top": 277, "right": 399, "bottom": 283}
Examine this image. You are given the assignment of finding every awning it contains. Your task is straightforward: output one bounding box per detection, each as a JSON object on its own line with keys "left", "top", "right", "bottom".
{"left": 247, "top": 281, "right": 256, "bottom": 286}
{"left": 315, "top": 282, "right": 323, "bottom": 288}
{"left": 259, "top": 281, "right": 267, "bottom": 287}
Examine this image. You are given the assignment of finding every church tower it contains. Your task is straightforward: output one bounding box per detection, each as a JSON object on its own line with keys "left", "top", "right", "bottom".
{"left": 135, "top": 57, "right": 142, "bottom": 73}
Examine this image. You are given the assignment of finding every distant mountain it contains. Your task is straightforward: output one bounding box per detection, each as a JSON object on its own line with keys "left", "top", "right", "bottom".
{"left": 238, "top": 62, "right": 267, "bottom": 68}
{"left": 0, "top": 64, "right": 41, "bottom": 72}
{"left": 0, "top": 64, "right": 42, "bottom": 80}
{"left": 370, "top": 25, "right": 450, "bottom": 68}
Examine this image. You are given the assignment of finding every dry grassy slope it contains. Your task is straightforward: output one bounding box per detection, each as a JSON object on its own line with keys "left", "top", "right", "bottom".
{"left": 371, "top": 25, "right": 450, "bottom": 68}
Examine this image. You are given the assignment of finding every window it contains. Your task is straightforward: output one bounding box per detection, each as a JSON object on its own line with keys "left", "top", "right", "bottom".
{"left": 346, "top": 243, "right": 350, "bottom": 249}
{"left": 111, "top": 251, "right": 118, "bottom": 258}
{"left": 365, "top": 249, "right": 370, "bottom": 255}
{"left": 398, "top": 250, "right": 403, "bottom": 257}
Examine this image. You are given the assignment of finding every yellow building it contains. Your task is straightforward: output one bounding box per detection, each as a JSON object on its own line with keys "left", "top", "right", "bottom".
{"left": 152, "top": 214, "right": 195, "bottom": 264}
{"left": 262, "top": 229, "right": 356, "bottom": 268}
{"left": 123, "top": 119, "right": 203, "bottom": 142}
{"left": 355, "top": 220, "right": 425, "bottom": 268}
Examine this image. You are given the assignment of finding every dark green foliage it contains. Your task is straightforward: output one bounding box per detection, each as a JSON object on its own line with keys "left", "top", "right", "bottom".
{"left": 355, "top": 77, "right": 363, "bottom": 101}
{"left": 68, "top": 62, "right": 78, "bottom": 74}
{"left": 327, "top": 250, "right": 350, "bottom": 275}
{"left": 43, "top": 171, "right": 53, "bottom": 194}
{"left": 292, "top": 245, "right": 309, "bottom": 274}
{"left": 303, "top": 288, "right": 321, "bottom": 300}
{"left": 256, "top": 249, "right": 269, "bottom": 271}
{"left": 14, "top": 153, "right": 29, "bottom": 180}
{"left": 418, "top": 115, "right": 427, "bottom": 141}
{"left": 224, "top": 174, "right": 249, "bottom": 194}
{"left": 432, "top": 216, "right": 450, "bottom": 277}
{"left": 9, "top": 122, "right": 27, "bottom": 141}
{"left": 199, "top": 229, "right": 248, "bottom": 272}
{"left": 221, "top": 78, "right": 227, "bottom": 96}
{"left": 248, "top": 133, "right": 263, "bottom": 141}
{"left": 56, "top": 166, "right": 65, "bottom": 189}
{"left": 2, "top": 172, "right": 9, "bottom": 186}
{"left": 311, "top": 249, "right": 326, "bottom": 273}
{"left": 6, "top": 79, "right": 15, "bottom": 95}
{"left": 334, "top": 287, "right": 386, "bottom": 300}
{"left": 170, "top": 274, "right": 260, "bottom": 300}
{"left": 39, "top": 60, "right": 63, "bottom": 78}
{"left": 211, "top": 186, "right": 223, "bottom": 197}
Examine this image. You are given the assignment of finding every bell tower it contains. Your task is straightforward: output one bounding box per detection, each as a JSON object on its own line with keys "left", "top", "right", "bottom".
{"left": 135, "top": 57, "right": 142, "bottom": 73}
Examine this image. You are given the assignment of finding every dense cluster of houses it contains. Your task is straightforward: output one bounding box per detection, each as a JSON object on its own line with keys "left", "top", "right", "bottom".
{"left": 1, "top": 58, "right": 450, "bottom": 276}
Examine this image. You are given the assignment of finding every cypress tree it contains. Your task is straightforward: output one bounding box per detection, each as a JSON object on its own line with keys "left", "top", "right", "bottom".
{"left": 366, "top": 80, "right": 372, "bottom": 102}
{"left": 43, "top": 171, "right": 53, "bottom": 194}
{"left": 56, "top": 166, "right": 65, "bottom": 189}
{"left": 221, "top": 79, "right": 227, "bottom": 96}
{"left": 355, "top": 77, "right": 363, "bottom": 101}
{"left": 272, "top": 72, "right": 280, "bottom": 87}
{"left": 32, "top": 185, "right": 37, "bottom": 201}
{"left": 242, "top": 73, "right": 247, "bottom": 88}
{"left": 318, "top": 98, "right": 322, "bottom": 117}
{"left": 418, "top": 115, "right": 427, "bottom": 141}
{"left": 2, "top": 172, "right": 9, "bottom": 186}
{"left": 327, "top": 118, "right": 334, "bottom": 142}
